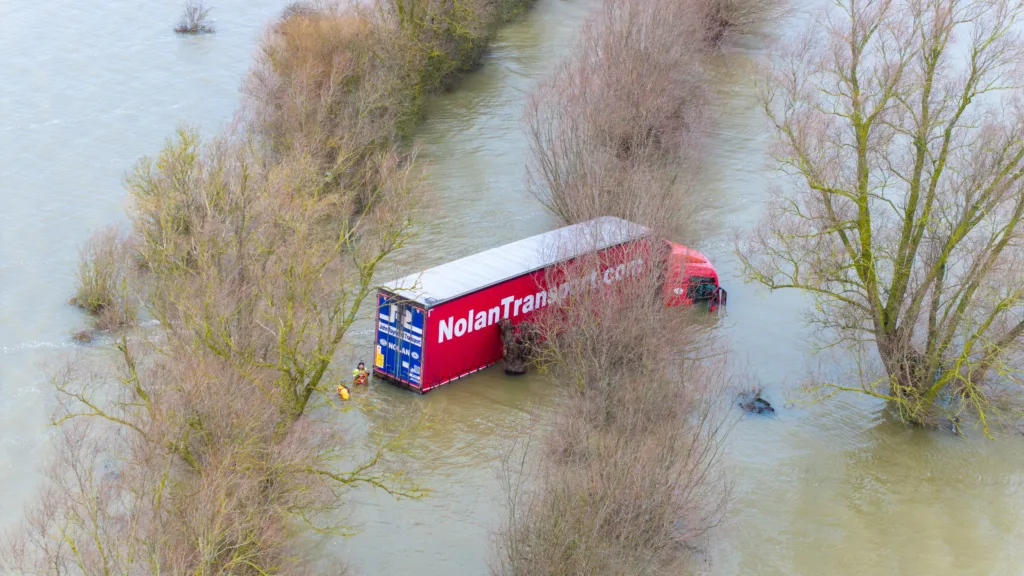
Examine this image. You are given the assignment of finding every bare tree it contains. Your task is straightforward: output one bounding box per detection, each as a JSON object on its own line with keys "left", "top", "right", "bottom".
{"left": 523, "top": 0, "right": 783, "bottom": 236}
{"left": 703, "top": 0, "right": 784, "bottom": 45}
{"left": 740, "top": 0, "right": 1024, "bottom": 430}
{"left": 2, "top": 341, "right": 422, "bottom": 575}
{"left": 128, "top": 127, "right": 423, "bottom": 420}
{"left": 525, "top": 0, "right": 710, "bottom": 237}
{"left": 246, "top": 0, "right": 531, "bottom": 206}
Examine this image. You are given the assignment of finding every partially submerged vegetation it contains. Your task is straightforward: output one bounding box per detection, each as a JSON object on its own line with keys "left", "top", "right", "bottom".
{"left": 496, "top": 253, "right": 732, "bottom": 574}
{"left": 703, "top": 0, "right": 783, "bottom": 44}
{"left": 247, "top": 0, "right": 538, "bottom": 200}
{"left": 7, "top": 121, "right": 425, "bottom": 576}
{"left": 70, "top": 226, "right": 136, "bottom": 332}
{"left": 174, "top": 0, "right": 215, "bottom": 34}
{"left": 7, "top": 0, "right": 542, "bottom": 573}
{"left": 525, "top": 0, "right": 773, "bottom": 237}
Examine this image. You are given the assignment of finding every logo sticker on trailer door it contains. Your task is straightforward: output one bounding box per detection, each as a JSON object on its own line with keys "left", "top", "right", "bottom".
{"left": 376, "top": 294, "right": 424, "bottom": 385}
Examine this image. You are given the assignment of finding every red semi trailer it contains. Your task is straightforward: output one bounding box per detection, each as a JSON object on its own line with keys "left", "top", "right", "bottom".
{"left": 372, "top": 217, "right": 725, "bottom": 393}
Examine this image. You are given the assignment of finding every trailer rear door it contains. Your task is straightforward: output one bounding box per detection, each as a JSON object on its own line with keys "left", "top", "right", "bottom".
{"left": 375, "top": 292, "right": 425, "bottom": 388}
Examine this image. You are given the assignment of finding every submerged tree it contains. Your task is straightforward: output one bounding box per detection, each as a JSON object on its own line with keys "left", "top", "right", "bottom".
{"left": 740, "top": 0, "right": 1024, "bottom": 430}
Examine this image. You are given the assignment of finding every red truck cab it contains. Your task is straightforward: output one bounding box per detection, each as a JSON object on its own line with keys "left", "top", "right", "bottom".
{"left": 662, "top": 241, "right": 726, "bottom": 310}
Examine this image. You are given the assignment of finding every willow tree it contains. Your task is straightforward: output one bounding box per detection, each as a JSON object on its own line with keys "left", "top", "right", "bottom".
{"left": 740, "top": 0, "right": 1024, "bottom": 429}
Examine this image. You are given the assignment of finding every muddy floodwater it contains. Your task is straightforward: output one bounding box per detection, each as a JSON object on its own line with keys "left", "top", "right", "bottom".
{"left": 3, "top": 0, "right": 1024, "bottom": 574}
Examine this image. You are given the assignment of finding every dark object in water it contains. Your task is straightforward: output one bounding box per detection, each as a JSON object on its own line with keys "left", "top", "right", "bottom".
{"left": 739, "top": 396, "right": 775, "bottom": 415}
{"left": 500, "top": 319, "right": 539, "bottom": 375}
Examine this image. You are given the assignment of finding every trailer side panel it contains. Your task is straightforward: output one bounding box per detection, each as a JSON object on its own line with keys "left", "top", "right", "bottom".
{"left": 420, "top": 240, "right": 652, "bottom": 391}
{"left": 421, "top": 271, "right": 544, "bottom": 390}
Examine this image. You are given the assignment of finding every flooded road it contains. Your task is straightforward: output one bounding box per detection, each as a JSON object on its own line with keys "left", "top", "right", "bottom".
{"left": 3, "top": 0, "right": 1024, "bottom": 574}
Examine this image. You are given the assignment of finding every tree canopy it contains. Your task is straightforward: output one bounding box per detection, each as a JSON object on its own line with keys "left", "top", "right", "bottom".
{"left": 740, "top": 0, "right": 1024, "bottom": 431}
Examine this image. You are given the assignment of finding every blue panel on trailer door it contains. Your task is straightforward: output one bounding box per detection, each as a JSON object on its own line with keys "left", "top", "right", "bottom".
{"left": 376, "top": 293, "right": 400, "bottom": 379}
{"left": 397, "top": 305, "right": 424, "bottom": 386}
{"left": 375, "top": 293, "right": 424, "bottom": 387}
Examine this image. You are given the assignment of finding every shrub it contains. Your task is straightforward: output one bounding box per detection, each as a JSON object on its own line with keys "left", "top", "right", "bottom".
{"left": 701, "top": 0, "right": 782, "bottom": 45}
{"left": 71, "top": 226, "right": 136, "bottom": 330}
{"left": 10, "top": 125, "right": 427, "bottom": 574}
{"left": 175, "top": 0, "right": 215, "bottom": 34}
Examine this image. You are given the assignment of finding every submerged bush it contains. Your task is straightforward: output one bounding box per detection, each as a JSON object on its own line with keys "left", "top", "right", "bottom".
{"left": 26, "top": 121, "right": 427, "bottom": 574}
{"left": 175, "top": 0, "right": 215, "bottom": 34}
{"left": 526, "top": 0, "right": 710, "bottom": 236}
{"left": 496, "top": 246, "right": 732, "bottom": 575}
{"left": 71, "top": 227, "right": 136, "bottom": 330}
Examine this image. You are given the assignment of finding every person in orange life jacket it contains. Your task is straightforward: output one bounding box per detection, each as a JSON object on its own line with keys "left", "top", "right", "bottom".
{"left": 353, "top": 362, "right": 369, "bottom": 385}
{"left": 337, "top": 383, "right": 350, "bottom": 400}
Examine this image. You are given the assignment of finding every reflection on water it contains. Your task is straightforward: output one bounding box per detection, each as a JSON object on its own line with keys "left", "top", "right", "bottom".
{"left": 3, "top": 0, "right": 1024, "bottom": 574}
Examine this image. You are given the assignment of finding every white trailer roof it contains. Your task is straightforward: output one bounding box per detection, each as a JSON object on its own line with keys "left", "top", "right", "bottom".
{"left": 382, "top": 216, "right": 652, "bottom": 306}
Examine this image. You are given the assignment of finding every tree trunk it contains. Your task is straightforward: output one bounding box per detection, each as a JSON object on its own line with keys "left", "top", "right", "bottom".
{"left": 877, "top": 330, "right": 936, "bottom": 422}
{"left": 500, "top": 319, "right": 539, "bottom": 376}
